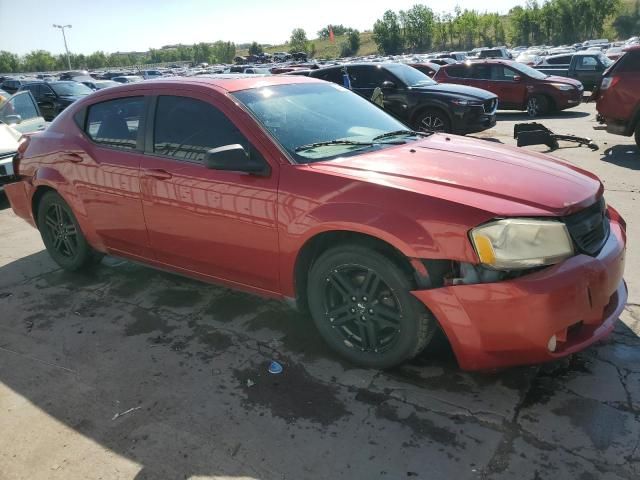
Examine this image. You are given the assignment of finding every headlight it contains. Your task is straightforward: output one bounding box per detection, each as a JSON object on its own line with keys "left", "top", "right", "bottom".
{"left": 470, "top": 219, "right": 574, "bottom": 270}
{"left": 551, "top": 83, "right": 575, "bottom": 91}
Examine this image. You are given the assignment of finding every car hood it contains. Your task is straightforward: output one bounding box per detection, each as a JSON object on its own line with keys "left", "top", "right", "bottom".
{"left": 412, "top": 82, "right": 496, "bottom": 100}
{"left": 545, "top": 75, "right": 583, "bottom": 87}
{"left": 308, "top": 134, "right": 601, "bottom": 217}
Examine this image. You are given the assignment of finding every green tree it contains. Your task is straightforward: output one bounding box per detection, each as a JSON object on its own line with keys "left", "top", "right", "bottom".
{"left": 289, "top": 28, "right": 309, "bottom": 53}
{"left": 348, "top": 29, "right": 361, "bottom": 54}
{"left": 400, "top": 4, "right": 435, "bottom": 52}
{"left": 248, "top": 42, "right": 263, "bottom": 55}
{"left": 23, "top": 50, "right": 58, "bottom": 72}
{"left": 373, "top": 10, "right": 404, "bottom": 54}
{"left": 614, "top": 0, "right": 640, "bottom": 37}
{"left": 0, "top": 51, "right": 20, "bottom": 73}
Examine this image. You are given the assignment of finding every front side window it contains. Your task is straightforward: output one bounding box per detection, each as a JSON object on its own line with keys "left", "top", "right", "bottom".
{"left": 153, "top": 96, "right": 247, "bottom": 163}
{"left": 85, "top": 96, "right": 144, "bottom": 149}
{"left": 0, "top": 92, "right": 39, "bottom": 122}
{"left": 576, "top": 56, "right": 598, "bottom": 70}
{"left": 233, "top": 82, "right": 413, "bottom": 164}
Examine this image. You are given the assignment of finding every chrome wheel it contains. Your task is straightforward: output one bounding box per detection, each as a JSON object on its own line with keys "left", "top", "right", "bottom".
{"left": 527, "top": 97, "right": 540, "bottom": 117}
{"left": 44, "top": 203, "right": 79, "bottom": 258}
{"left": 419, "top": 114, "right": 446, "bottom": 132}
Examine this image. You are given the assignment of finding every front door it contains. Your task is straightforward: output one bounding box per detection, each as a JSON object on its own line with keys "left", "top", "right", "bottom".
{"left": 139, "top": 94, "right": 280, "bottom": 292}
{"left": 488, "top": 65, "right": 528, "bottom": 109}
{"left": 0, "top": 91, "right": 46, "bottom": 134}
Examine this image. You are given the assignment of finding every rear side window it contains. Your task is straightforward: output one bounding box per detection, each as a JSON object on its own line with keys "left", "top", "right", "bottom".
{"left": 614, "top": 52, "right": 640, "bottom": 73}
{"left": 547, "top": 55, "right": 571, "bottom": 65}
{"left": 85, "top": 96, "right": 144, "bottom": 150}
{"left": 445, "top": 65, "right": 471, "bottom": 78}
{"left": 153, "top": 95, "right": 247, "bottom": 163}
{"left": 471, "top": 64, "right": 491, "bottom": 79}
{"left": 312, "top": 68, "right": 343, "bottom": 84}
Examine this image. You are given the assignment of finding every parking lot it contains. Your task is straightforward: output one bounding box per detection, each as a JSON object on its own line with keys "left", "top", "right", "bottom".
{"left": 0, "top": 102, "right": 638, "bottom": 479}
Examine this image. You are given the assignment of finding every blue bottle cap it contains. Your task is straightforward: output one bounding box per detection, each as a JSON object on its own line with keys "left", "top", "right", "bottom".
{"left": 268, "top": 361, "right": 283, "bottom": 374}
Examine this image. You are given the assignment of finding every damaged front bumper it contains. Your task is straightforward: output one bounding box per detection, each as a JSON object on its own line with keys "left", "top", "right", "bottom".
{"left": 411, "top": 216, "right": 627, "bottom": 371}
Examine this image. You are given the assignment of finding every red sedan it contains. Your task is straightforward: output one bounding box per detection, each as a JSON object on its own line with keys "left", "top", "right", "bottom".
{"left": 434, "top": 59, "right": 584, "bottom": 117}
{"left": 5, "top": 76, "right": 627, "bottom": 371}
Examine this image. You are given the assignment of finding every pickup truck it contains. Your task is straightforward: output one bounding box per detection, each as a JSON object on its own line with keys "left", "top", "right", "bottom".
{"left": 536, "top": 51, "right": 614, "bottom": 90}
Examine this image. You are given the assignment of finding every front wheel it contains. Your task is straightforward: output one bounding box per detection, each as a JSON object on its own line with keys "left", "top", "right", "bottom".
{"left": 414, "top": 109, "right": 451, "bottom": 133}
{"left": 36, "top": 191, "right": 103, "bottom": 271}
{"left": 307, "top": 245, "right": 436, "bottom": 369}
{"left": 526, "top": 95, "right": 549, "bottom": 117}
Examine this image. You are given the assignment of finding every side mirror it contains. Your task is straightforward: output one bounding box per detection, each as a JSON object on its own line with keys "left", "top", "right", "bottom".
{"left": 3, "top": 114, "right": 22, "bottom": 125}
{"left": 381, "top": 80, "right": 396, "bottom": 90}
{"left": 513, "top": 75, "right": 522, "bottom": 82}
{"left": 204, "top": 144, "right": 270, "bottom": 176}
{"left": 44, "top": 92, "right": 56, "bottom": 98}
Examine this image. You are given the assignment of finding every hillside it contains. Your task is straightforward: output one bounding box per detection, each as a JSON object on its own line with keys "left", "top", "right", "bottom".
{"left": 237, "top": 31, "right": 378, "bottom": 59}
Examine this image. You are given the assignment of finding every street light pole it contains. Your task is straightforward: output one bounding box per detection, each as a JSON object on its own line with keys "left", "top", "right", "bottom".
{"left": 53, "top": 24, "right": 72, "bottom": 70}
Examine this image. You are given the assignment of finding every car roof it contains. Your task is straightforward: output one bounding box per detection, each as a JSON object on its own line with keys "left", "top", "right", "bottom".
{"left": 624, "top": 44, "right": 640, "bottom": 52}
{"left": 92, "top": 75, "right": 322, "bottom": 94}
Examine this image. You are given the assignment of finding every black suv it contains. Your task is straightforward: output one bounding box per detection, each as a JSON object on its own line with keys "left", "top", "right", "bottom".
{"left": 19, "top": 80, "right": 93, "bottom": 121}
{"left": 309, "top": 63, "right": 497, "bottom": 134}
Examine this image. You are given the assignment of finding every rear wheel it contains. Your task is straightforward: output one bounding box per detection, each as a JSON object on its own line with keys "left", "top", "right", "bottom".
{"left": 526, "top": 95, "right": 550, "bottom": 117}
{"left": 307, "top": 245, "right": 436, "bottom": 369}
{"left": 414, "top": 109, "right": 451, "bottom": 133}
{"left": 36, "top": 191, "right": 103, "bottom": 271}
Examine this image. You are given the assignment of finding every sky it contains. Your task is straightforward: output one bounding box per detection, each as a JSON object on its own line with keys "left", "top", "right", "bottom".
{"left": 0, "top": 0, "right": 524, "bottom": 56}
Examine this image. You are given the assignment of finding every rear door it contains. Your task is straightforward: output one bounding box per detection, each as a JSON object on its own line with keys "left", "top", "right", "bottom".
{"left": 74, "top": 94, "right": 151, "bottom": 258}
{"left": 468, "top": 64, "right": 490, "bottom": 91}
{"left": 0, "top": 91, "right": 46, "bottom": 134}
{"left": 139, "top": 93, "right": 280, "bottom": 291}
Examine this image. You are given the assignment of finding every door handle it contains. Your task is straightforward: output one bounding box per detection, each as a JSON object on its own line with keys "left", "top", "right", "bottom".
{"left": 143, "top": 168, "right": 173, "bottom": 180}
{"left": 62, "top": 152, "right": 83, "bottom": 163}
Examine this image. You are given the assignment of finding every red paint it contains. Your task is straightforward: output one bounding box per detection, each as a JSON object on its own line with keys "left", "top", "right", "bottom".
{"left": 434, "top": 59, "right": 583, "bottom": 113}
{"left": 5, "top": 76, "right": 627, "bottom": 370}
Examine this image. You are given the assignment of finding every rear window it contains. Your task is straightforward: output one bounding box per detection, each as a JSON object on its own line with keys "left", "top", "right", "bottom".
{"left": 85, "top": 96, "right": 144, "bottom": 150}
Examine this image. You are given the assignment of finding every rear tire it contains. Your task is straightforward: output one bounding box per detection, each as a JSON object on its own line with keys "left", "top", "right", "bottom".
{"left": 414, "top": 108, "right": 451, "bottom": 133}
{"left": 36, "top": 191, "right": 103, "bottom": 272}
{"left": 526, "top": 95, "right": 549, "bottom": 117}
{"left": 307, "top": 245, "right": 436, "bottom": 369}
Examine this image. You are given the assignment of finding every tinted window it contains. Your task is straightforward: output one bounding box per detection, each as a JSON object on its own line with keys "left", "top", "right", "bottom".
{"left": 23, "top": 84, "right": 40, "bottom": 96}
{"left": 312, "top": 68, "right": 343, "bottom": 84}
{"left": 85, "top": 96, "right": 144, "bottom": 149}
{"left": 445, "top": 65, "right": 471, "bottom": 78}
{"left": 490, "top": 65, "right": 518, "bottom": 81}
{"left": 471, "top": 64, "right": 491, "bottom": 79}
{"left": 153, "top": 96, "right": 247, "bottom": 163}
{"left": 614, "top": 51, "right": 640, "bottom": 72}
{"left": 347, "top": 66, "right": 394, "bottom": 88}
{"left": 40, "top": 84, "right": 55, "bottom": 96}
{"left": 547, "top": 55, "right": 571, "bottom": 65}
{"left": 1, "top": 92, "right": 39, "bottom": 122}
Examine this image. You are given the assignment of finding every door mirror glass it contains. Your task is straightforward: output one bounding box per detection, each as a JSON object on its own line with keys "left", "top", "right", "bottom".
{"left": 381, "top": 80, "right": 396, "bottom": 90}
{"left": 3, "top": 114, "right": 22, "bottom": 124}
{"left": 512, "top": 75, "right": 522, "bottom": 82}
{"left": 204, "top": 144, "right": 269, "bottom": 175}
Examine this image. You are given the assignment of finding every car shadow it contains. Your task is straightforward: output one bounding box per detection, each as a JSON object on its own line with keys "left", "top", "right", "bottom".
{"left": 0, "top": 251, "right": 638, "bottom": 478}
{"left": 601, "top": 144, "right": 640, "bottom": 169}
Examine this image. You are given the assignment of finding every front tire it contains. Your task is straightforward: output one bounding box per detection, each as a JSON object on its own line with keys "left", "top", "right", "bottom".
{"left": 36, "top": 191, "right": 103, "bottom": 271}
{"left": 526, "top": 95, "right": 549, "bottom": 117}
{"left": 307, "top": 245, "right": 436, "bottom": 369}
{"left": 414, "top": 108, "right": 451, "bottom": 133}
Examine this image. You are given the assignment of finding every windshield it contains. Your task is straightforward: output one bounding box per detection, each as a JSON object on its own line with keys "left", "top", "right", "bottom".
{"left": 385, "top": 63, "right": 437, "bottom": 86}
{"left": 233, "top": 83, "right": 414, "bottom": 163}
{"left": 510, "top": 62, "right": 549, "bottom": 79}
{"left": 598, "top": 54, "right": 614, "bottom": 67}
{"left": 51, "top": 82, "right": 93, "bottom": 96}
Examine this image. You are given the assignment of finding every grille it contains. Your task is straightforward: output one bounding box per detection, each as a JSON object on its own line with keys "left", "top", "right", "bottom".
{"left": 563, "top": 197, "right": 610, "bottom": 256}
{"left": 483, "top": 98, "right": 497, "bottom": 113}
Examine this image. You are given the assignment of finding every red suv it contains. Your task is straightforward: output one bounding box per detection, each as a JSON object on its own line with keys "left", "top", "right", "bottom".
{"left": 4, "top": 77, "right": 627, "bottom": 371}
{"left": 434, "top": 59, "right": 584, "bottom": 116}
{"left": 595, "top": 45, "right": 640, "bottom": 148}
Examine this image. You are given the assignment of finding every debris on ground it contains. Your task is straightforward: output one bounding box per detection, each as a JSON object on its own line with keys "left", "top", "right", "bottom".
{"left": 246, "top": 379, "right": 255, "bottom": 387}
{"left": 514, "top": 122, "right": 599, "bottom": 151}
{"left": 111, "top": 406, "right": 141, "bottom": 421}
{"left": 268, "top": 361, "right": 283, "bottom": 374}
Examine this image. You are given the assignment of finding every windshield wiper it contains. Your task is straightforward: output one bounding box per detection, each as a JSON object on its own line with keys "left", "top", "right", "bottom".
{"left": 294, "top": 139, "right": 375, "bottom": 152}
{"left": 372, "top": 129, "right": 433, "bottom": 141}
